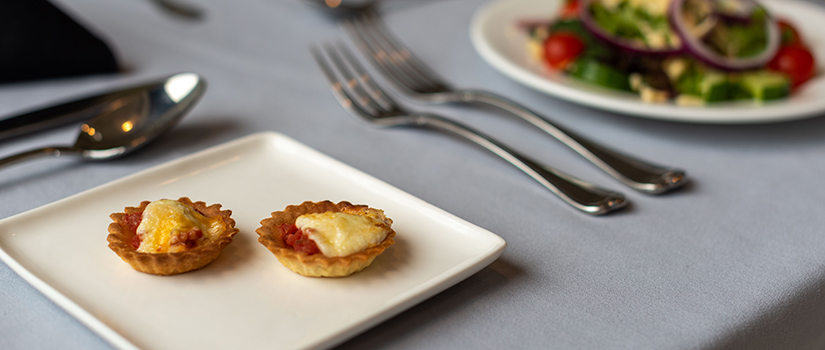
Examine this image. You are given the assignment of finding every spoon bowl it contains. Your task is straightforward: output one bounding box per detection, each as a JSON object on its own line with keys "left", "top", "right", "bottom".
{"left": 0, "top": 72, "right": 205, "bottom": 168}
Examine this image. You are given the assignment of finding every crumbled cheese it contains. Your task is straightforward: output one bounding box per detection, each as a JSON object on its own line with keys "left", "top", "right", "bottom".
{"left": 640, "top": 86, "right": 670, "bottom": 103}
{"left": 630, "top": 0, "right": 671, "bottom": 16}
{"left": 629, "top": 73, "right": 644, "bottom": 91}
{"left": 676, "top": 95, "right": 706, "bottom": 106}
{"left": 527, "top": 39, "right": 544, "bottom": 63}
{"left": 664, "top": 58, "right": 688, "bottom": 81}
{"left": 602, "top": 0, "right": 622, "bottom": 9}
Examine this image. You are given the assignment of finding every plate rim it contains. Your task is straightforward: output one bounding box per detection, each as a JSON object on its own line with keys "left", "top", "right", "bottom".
{"left": 470, "top": 0, "right": 825, "bottom": 124}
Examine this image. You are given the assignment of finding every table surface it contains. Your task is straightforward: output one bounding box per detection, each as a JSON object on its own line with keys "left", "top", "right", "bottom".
{"left": 2, "top": 0, "right": 825, "bottom": 349}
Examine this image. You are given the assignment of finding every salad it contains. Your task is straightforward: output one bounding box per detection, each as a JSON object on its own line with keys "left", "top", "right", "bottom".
{"left": 525, "top": 0, "right": 818, "bottom": 105}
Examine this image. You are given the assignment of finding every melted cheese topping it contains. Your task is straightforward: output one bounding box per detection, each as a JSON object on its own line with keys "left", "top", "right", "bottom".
{"left": 295, "top": 211, "right": 391, "bottom": 257}
{"left": 136, "top": 199, "right": 223, "bottom": 253}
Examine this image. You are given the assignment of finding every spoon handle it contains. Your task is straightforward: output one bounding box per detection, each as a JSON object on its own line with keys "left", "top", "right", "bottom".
{"left": 0, "top": 146, "right": 80, "bottom": 170}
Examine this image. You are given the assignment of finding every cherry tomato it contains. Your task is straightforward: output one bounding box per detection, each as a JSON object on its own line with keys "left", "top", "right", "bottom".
{"left": 543, "top": 32, "right": 585, "bottom": 70}
{"left": 560, "top": 0, "right": 580, "bottom": 19}
{"left": 777, "top": 19, "right": 802, "bottom": 47}
{"left": 768, "top": 45, "right": 816, "bottom": 88}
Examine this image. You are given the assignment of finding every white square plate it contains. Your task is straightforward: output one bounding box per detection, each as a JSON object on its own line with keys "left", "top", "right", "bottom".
{"left": 0, "top": 132, "right": 506, "bottom": 350}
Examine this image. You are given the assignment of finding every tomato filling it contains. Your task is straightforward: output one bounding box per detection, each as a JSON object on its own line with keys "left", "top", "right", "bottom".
{"left": 279, "top": 223, "right": 320, "bottom": 255}
{"left": 126, "top": 211, "right": 143, "bottom": 249}
{"left": 170, "top": 228, "right": 203, "bottom": 249}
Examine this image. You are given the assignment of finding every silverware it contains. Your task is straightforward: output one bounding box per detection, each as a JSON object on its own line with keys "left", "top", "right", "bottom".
{"left": 148, "top": 0, "right": 203, "bottom": 21}
{"left": 0, "top": 75, "right": 202, "bottom": 142}
{"left": 312, "top": 43, "right": 627, "bottom": 215}
{"left": 343, "top": 13, "right": 688, "bottom": 194}
{"left": 0, "top": 73, "right": 206, "bottom": 169}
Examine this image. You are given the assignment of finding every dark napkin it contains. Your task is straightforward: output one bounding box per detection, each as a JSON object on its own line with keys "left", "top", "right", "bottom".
{"left": 0, "top": 0, "right": 120, "bottom": 84}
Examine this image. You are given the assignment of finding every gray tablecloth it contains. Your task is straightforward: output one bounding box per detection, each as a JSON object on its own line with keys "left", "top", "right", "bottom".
{"left": 2, "top": 0, "right": 825, "bottom": 349}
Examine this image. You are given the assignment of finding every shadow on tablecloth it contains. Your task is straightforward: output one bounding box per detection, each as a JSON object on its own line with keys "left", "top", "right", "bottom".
{"left": 708, "top": 269, "right": 825, "bottom": 350}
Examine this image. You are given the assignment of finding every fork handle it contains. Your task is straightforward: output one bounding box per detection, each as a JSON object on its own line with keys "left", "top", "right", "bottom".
{"left": 459, "top": 90, "right": 686, "bottom": 194}
{"left": 410, "top": 114, "right": 627, "bottom": 215}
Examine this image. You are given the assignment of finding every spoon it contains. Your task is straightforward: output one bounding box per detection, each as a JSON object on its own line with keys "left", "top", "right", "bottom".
{"left": 148, "top": 0, "right": 204, "bottom": 21}
{"left": 0, "top": 72, "right": 206, "bottom": 169}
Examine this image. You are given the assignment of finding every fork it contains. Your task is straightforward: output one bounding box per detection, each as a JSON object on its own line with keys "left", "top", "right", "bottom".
{"left": 312, "top": 43, "right": 628, "bottom": 215}
{"left": 343, "top": 13, "right": 687, "bottom": 194}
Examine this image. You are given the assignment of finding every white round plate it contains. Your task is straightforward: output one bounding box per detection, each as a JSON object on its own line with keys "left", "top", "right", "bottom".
{"left": 470, "top": 0, "right": 825, "bottom": 123}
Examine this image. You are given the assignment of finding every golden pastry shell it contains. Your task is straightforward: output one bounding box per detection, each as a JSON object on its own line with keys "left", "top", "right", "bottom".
{"left": 256, "top": 200, "right": 396, "bottom": 277}
{"left": 107, "top": 197, "right": 239, "bottom": 275}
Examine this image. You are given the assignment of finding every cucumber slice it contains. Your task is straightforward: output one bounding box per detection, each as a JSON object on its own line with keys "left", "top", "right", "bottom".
{"left": 699, "top": 72, "right": 731, "bottom": 102}
{"left": 739, "top": 70, "right": 791, "bottom": 101}
{"left": 675, "top": 66, "right": 731, "bottom": 102}
{"left": 568, "top": 58, "right": 631, "bottom": 91}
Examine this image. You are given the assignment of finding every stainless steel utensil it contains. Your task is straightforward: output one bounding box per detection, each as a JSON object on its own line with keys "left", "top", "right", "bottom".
{"left": 0, "top": 72, "right": 206, "bottom": 169}
{"left": 148, "top": 0, "right": 203, "bottom": 21}
{"left": 344, "top": 13, "right": 687, "bottom": 194}
{"left": 312, "top": 43, "right": 627, "bottom": 215}
{"left": 0, "top": 74, "right": 204, "bottom": 141}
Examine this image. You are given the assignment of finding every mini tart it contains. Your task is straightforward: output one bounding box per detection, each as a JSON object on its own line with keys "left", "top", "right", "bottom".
{"left": 107, "top": 197, "right": 239, "bottom": 275}
{"left": 256, "top": 201, "right": 396, "bottom": 277}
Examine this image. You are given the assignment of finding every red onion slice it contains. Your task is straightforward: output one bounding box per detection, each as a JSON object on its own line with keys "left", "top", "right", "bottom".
{"left": 669, "top": 0, "right": 779, "bottom": 71}
{"left": 579, "top": 0, "right": 683, "bottom": 56}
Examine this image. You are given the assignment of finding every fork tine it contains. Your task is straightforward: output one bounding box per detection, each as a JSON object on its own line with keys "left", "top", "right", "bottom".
{"left": 335, "top": 43, "right": 398, "bottom": 112}
{"left": 343, "top": 19, "right": 424, "bottom": 94}
{"left": 323, "top": 43, "right": 389, "bottom": 114}
{"left": 310, "top": 46, "right": 354, "bottom": 109}
{"left": 358, "top": 12, "right": 450, "bottom": 91}
{"left": 348, "top": 16, "right": 436, "bottom": 92}
{"left": 311, "top": 45, "right": 381, "bottom": 120}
